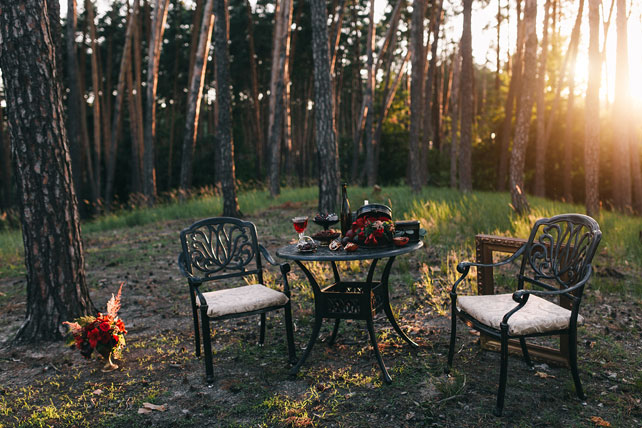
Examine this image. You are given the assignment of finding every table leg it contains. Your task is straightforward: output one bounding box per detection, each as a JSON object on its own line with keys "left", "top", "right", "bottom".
{"left": 327, "top": 318, "right": 341, "bottom": 346}
{"left": 380, "top": 256, "right": 418, "bottom": 347}
{"left": 290, "top": 315, "right": 323, "bottom": 376}
{"left": 290, "top": 260, "right": 325, "bottom": 376}
{"left": 366, "top": 315, "right": 392, "bottom": 383}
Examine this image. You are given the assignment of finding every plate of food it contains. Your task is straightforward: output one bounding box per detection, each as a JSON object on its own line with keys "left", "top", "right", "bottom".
{"left": 311, "top": 228, "right": 341, "bottom": 243}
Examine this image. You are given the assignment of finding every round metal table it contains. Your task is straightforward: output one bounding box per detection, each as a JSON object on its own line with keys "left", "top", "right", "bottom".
{"left": 276, "top": 241, "right": 423, "bottom": 383}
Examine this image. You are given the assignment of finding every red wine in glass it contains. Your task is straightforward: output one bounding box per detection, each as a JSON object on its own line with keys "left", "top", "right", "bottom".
{"left": 292, "top": 216, "right": 308, "bottom": 241}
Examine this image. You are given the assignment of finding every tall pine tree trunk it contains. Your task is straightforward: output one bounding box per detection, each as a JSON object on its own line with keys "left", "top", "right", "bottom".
{"left": 408, "top": 0, "right": 425, "bottom": 192}
{"left": 585, "top": 0, "right": 601, "bottom": 217}
{"left": 562, "top": 75, "right": 576, "bottom": 203}
{"left": 105, "top": 0, "right": 137, "bottom": 208}
{"left": 142, "top": 0, "right": 170, "bottom": 205}
{"left": 364, "top": 0, "right": 376, "bottom": 186}
{"left": 509, "top": 0, "right": 537, "bottom": 215}
{"left": 533, "top": 0, "right": 551, "bottom": 197}
{"left": 450, "top": 49, "right": 461, "bottom": 189}
{"left": 267, "top": 0, "right": 293, "bottom": 197}
{"left": 65, "top": 0, "right": 89, "bottom": 197}
{"left": 0, "top": 0, "right": 93, "bottom": 341}
{"left": 215, "top": 0, "right": 241, "bottom": 217}
{"left": 86, "top": 0, "right": 103, "bottom": 204}
{"left": 0, "top": 100, "right": 10, "bottom": 208}
{"left": 422, "top": 0, "right": 443, "bottom": 183}
{"left": 612, "top": 0, "right": 632, "bottom": 211}
{"left": 245, "top": 0, "right": 263, "bottom": 177}
{"left": 179, "top": 0, "right": 215, "bottom": 192}
{"left": 459, "top": 0, "right": 473, "bottom": 192}
{"left": 310, "top": 0, "right": 340, "bottom": 213}
{"left": 497, "top": 0, "right": 524, "bottom": 191}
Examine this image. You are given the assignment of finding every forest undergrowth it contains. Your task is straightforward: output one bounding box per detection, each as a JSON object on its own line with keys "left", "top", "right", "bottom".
{"left": 0, "top": 186, "right": 641, "bottom": 427}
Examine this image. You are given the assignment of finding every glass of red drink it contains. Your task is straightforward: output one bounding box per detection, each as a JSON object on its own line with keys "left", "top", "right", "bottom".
{"left": 292, "top": 216, "right": 308, "bottom": 241}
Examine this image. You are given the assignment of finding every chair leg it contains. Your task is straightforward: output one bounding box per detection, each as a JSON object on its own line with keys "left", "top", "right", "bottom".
{"left": 447, "top": 299, "right": 457, "bottom": 372}
{"left": 568, "top": 328, "right": 586, "bottom": 400}
{"left": 327, "top": 319, "right": 341, "bottom": 346}
{"left": 494, "top": 325, "right": 509, "bottom": 417}
{"left": 200, "top": 307, "right": 214, "bottom": 384}
{"left": 191, "top": 302, "right": 201, "bottom": 357}
{"left": 519, "top": 337, "right": 533, "bottom": 368}
{"left": 284, "top": 304, "right": 297, "bottom": 365}
{"left": 259, "top": 313, "right": 266, "bottom": 345}
{"left": 189, "top": 286, "right": 201, "bottom": 357}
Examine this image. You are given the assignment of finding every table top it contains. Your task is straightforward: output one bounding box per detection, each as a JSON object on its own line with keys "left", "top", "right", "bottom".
{"left": 276, "top": 241, "right": 423, "bottom": 262}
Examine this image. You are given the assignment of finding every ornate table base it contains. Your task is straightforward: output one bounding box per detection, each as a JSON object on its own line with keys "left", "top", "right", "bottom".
{"left": 290, "top": 257, "right": 418, "bottom": 383}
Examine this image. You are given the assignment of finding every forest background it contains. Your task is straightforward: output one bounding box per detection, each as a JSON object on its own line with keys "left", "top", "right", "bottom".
{"left": 1, "top": 0, "right": 641, "bottom": 224}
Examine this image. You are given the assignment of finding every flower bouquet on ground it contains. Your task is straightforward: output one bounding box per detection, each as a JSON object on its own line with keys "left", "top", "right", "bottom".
{"left": 63, "top": 283, "right": 127, "bottom": 372}
{"left": 344, "top": 216, "right": 395, "bottom": 247}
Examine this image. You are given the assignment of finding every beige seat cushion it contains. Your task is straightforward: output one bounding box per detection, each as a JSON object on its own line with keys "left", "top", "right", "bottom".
{"left": 196, "top": 284, "right": 289, "bottom": 318}
{"left": 456, "top": 293, "right": 584, "bottom": 336}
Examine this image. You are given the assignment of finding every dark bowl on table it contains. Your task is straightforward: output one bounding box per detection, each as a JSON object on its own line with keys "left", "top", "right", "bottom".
{"left": 356, "top": 204, "right": 392, "bottom": 220}
{"left": 313, "top": 214, "right": 339, "bottom": 230}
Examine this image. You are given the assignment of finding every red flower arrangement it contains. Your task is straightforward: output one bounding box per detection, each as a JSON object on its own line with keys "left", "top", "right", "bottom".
{"left": 345, "top": 216, "right": 395, "bottom": 246}
{"left": 63, "top": 283, "right": 127, "bottom": 361}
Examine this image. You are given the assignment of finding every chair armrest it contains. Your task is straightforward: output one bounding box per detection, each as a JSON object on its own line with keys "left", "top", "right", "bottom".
{"left": 501, "top": 266, "right": 593, "bottom": 325}
{"left": 450, "top": 244, "right": 526, "bottom": 295}
{"left": 458, "top": 244, "right": 526, "bottom": 270}
{"left": 259, "top": 244, "right": 292, "bottom": 295}
{"left": 258, "top": 244, "right": 278, "bottom": 265}
{"left": 178, "top": 252, "right": 195, "bottom": 280}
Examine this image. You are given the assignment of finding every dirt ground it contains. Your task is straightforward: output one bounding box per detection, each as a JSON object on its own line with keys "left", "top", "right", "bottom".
{"left": 1, "top": 204, "right": 641, "bottom": 427}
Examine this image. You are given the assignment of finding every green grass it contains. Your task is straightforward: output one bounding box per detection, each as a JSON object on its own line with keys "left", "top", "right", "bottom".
{"left": 2, "top": 185, "right": 642, "bottom": 280}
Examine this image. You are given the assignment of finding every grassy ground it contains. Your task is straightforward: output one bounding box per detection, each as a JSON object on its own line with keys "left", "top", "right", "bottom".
{"left": 0, "top": 186, "right": 641, "bottom": 427}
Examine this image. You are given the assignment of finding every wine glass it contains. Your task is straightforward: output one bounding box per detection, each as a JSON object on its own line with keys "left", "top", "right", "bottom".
{"left": 292, "top": 216, "right": 308, "bottom": 242}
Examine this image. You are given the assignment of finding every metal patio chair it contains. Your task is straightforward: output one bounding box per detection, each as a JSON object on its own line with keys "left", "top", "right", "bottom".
{"left": 178, "top": 217, "right": 297, "bottom": 383}
{"left": 446, "top": 214, "right": 601, "bottom": 416}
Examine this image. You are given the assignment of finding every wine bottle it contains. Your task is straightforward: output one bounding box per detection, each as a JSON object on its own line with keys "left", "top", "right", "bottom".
{"left": 340, "top": 183, "right": 351, "bottom": 236}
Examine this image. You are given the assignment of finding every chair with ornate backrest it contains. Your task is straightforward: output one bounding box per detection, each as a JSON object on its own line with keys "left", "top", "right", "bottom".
{"left": 446, "top": 214, "right": 601, "bottom": 416}
{"left": 178, "top": 217, "right": 297, "bottom": 383}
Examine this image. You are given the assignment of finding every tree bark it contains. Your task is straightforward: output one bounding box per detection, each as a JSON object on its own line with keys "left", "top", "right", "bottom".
{"left": 0, "top": 99, "right": 11, "bottom": 208}
{"left": 267, "top": 0, "right": 294, "bottom": 197}
{"left": 105, "top": 0, "right": 137, "bottom": 208}
{"left": 612, "top": 0, "right": 632, "bottom": 211}
{"left": 309, "top": 0, "right": 340, "bottom": 213}
{"left": 0, "top": 0, "right": 93, "bottom": 341}
{"left": 497, "top": 0, "right": 524, "bottom": 191}
{"left": 562, "top": 72, "right": 577, "bottom": 203}
{"left": 533, "top": 0, "right": 551, "bottom": 197}
{"left": 585, "top": 0, "right": 601, "bottom": 217}
{"left": 407, "top": 0, "right": 425, "bottom": 193}
{"left": 245, "top": 0, "right": 263, "bottom": 177}
{"left": 179, "top": 0, "right": 215, "bottom": 192}
{"left": 132, "top": 3, "right": 145, "bottom": 194}
{"left": 65, "top": 0, "right": 93, "bottom": 198}
{"left": 86, "top": 0, "right": 103, "bottom": 204}
{"left": 450, "top": 48, "right": 461, "bottom": 189}
{"left": 215, "top": 0, "right": 241, "bottom": 217}
{"left": 364, "top": 0, "right": 376, "bottom": 186}
{"left": 459, "top": 0, "right": 473, "bottom": 192}
{"left": 422, "top": 0, "right": 443, "bottom": 183}
{"left": 509, "top": 0, "right": 537, "bottom": 215}
{"left": 142, "top": 0, "right": 170, "bottom": 205}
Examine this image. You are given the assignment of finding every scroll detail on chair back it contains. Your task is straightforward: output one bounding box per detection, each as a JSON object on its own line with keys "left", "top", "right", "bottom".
{"left": 447, "top": 214, "right": 601, "bottom": 416}
{"left": 178, "top": 217, "right": 297, "bottom": 383}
